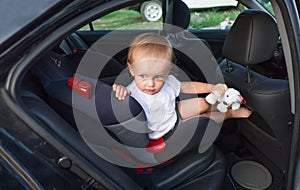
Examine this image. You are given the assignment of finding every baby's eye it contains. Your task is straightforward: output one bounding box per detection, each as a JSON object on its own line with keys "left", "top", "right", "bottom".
{"left": 137, "top": 75, "right": 148, "bottom": 81}
{"left": 154, "top": 75, "right": 164, "bottom": 81}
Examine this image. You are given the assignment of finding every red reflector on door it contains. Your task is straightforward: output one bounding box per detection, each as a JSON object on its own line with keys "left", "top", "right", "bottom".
{"left": 68, "top": 77, "right": 80, "bottom": 87}
{"left": 68, "top": 77, "right": 92, "bottom": 99}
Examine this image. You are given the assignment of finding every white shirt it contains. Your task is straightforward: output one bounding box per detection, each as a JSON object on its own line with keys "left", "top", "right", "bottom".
{"left": 127, "top": 75, "right": 181, "bottom": 139}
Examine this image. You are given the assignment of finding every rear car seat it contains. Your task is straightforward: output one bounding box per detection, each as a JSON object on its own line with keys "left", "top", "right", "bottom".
{"left": 27, "top": 46, "right": 228, "bottom": 190}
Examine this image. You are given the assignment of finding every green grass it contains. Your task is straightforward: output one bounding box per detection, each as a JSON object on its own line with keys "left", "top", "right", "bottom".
{"left": 189, "top": 9, "right": 240, "bottom": 29}
{"left": 80, "top": 8, "right": 239, "bottom": 30}
{"left": 81, "top": 10, "right": 162, "bottom": 30}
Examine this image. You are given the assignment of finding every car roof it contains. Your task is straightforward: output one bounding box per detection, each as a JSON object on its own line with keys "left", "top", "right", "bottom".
{"left": 0, "top": 0, "right": 63, "bottom": 46}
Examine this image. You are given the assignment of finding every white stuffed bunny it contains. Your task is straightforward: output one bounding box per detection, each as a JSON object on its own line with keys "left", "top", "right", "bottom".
{"left": 205, "top": 88, "right": 246, "bottom": 113}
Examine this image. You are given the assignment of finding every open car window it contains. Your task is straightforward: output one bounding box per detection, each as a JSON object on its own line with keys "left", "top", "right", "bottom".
{"left": 79, "top": 3, "right": 163, "bottom": 31}
{"left": 187, "top": 7, "right": 242, "bottom": 30}
{"left": 79, "top": 2, "right": 246, "bottom": 31}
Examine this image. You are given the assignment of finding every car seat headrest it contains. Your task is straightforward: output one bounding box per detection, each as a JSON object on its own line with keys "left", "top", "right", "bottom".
{"left": 222, "top": 9, "right": 279, "bottom": 66}
{"left": 164, "top": 0, "right": 190, "bottom": 33}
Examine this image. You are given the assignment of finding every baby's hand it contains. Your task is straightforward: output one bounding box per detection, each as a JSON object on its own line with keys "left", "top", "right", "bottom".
{"left": 212, "top": 83, "right": 228, "bottom": 96}
{"left": 112, "top": 84, "right": 131, "bottom": 100}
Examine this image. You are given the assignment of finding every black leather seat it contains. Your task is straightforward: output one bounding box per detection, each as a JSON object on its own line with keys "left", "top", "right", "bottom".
{"left": 27, "top": 47, "right": 227, "bottom": 189}
{"left": 22, "top": 78, "right": 227, "bottom": 189}
{"left": 219, "top": 9, "right": 292, "bottom": 171}
{"left": 69, "top": 78, "right": 227, "bottom": 189}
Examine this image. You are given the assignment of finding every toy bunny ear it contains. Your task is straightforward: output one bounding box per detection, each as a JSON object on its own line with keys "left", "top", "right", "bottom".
{"left": 238, "top": 94, "right": 246, "bottom": 104}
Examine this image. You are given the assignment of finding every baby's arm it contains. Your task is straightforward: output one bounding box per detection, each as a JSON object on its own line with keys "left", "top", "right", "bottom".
{"left": 180, "top": 82, "right": 227, "bottom": 95}
{"left": 112, "top": 84, "right": 131, "bottom": 100}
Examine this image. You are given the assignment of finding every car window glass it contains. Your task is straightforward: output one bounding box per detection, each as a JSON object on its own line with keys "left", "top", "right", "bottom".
{"left": 257, "top": 0, "right": 274, "bottom": 15}
{"left": 78, "top": 1, "right": 249, "bottom": 31}
{"left": 79, "top": 3, "right": 163, "bottom": 31}
{"left": 188, "top": 6, "right": 245, "bottom": 30}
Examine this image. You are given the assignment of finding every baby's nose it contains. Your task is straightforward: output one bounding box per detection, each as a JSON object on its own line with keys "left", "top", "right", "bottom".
{"left": 147, "top": 78, "right": 155, "bottom": 86}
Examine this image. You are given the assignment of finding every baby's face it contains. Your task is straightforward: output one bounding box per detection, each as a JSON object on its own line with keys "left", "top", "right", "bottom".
{"left": 129, "top": 58, "right": 172, "bottom": 95}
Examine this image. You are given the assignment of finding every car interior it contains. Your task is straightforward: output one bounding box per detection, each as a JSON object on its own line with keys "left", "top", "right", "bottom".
{"left": 18, "top": 0, "right": 290, "bottom": 189}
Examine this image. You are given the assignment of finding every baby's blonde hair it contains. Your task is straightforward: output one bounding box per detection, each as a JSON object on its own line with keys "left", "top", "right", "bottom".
{"left": 127, "top": 33, "right": 174, "bottom": 66}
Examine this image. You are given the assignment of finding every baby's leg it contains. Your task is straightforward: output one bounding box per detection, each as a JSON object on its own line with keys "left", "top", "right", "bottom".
{"left": 178, "top": 97, "right": 252, "bottom": 123}
{"left": 225, "top": 107, "right": 252, "bottom": 119}
{"left": 177, "top": 98, "right": 210, "bottom": 120}
{"left": 201, "top": 107, "right": 252, "bottom": 123}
